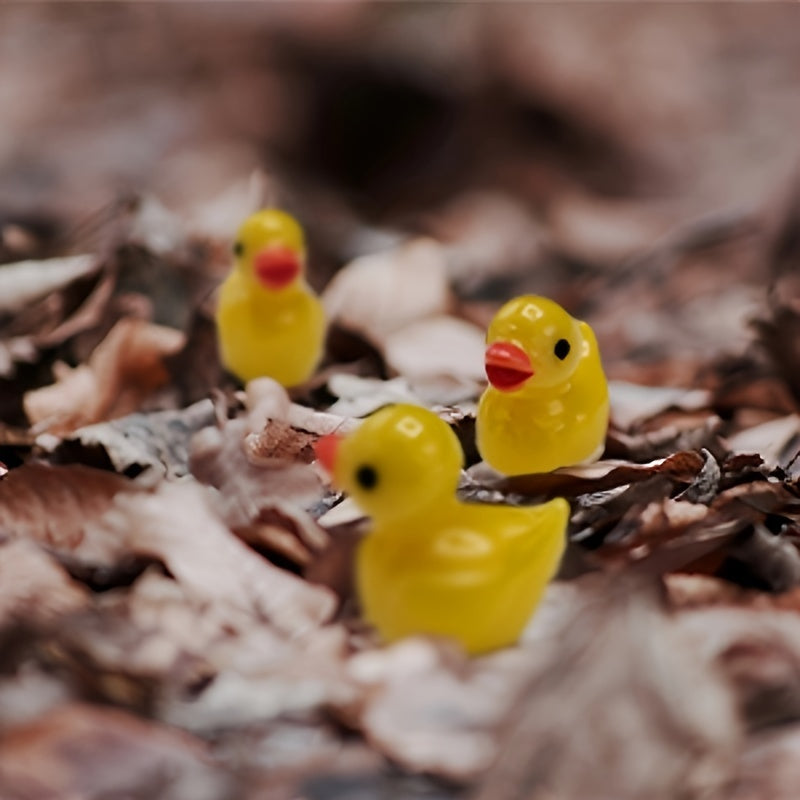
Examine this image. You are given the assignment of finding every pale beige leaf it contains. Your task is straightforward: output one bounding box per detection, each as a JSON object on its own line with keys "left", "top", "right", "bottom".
{"left": 322, "top": 238, "right": 452, "bottom": 343}
{"left": 93, "top": 481, "right": 337, "bottom": 636}
{"left": 0, "top": 703, "right": 235, "bottom": 800}
{"left": 0, "top": 540, "right": 89, "bottom": 627}
{"left": 0, "top": 254, "right": 99, "bottom": 313}
{"left": 382, "top": 314, "right": 486, "bottom": 402}
{"left": 24, "top": 317, "right": 186, "bottom": 435}
{"left": 0, "top": 463, "right": 139, "bottom": 565}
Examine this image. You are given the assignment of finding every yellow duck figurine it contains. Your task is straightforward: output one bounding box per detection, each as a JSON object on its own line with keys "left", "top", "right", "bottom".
{"left": 315, "top": 404, "right": 569, "bottom": 655}
{"left": 476, "top": 295, "right": 609, "bottom": 475}
{"left": 215, "top": 209, "right": 325, "bottom": 387}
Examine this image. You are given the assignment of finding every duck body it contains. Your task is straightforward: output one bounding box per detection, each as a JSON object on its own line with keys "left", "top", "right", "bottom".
{"left": 476, "top": 296, "right": 609, "bottom": 475}
{"left": 215, "top": 209, "right": 325, "bottom": 387}
{"left": 357, "top": 495, "right": 569, "bottom": 654}
{"left": 314, "top": 404, "right": 570, "bottom": 655}
{"left": 216, "top": 271, "right": 325, "bottom": 386}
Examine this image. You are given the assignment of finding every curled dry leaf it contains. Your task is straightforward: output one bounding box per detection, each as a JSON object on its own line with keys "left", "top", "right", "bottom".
{"left": 322, "top": 238, "right": 451, "bottom": 344}
{"left": 0, "top": 540, "right": 88, "bottom": 627}
{"left": 244, "top": 418, "right": 318, "bottom": 464}
{"left": 483, "top": 450, "right": 706, "bottom": 499}
{"left": 91, "top": 481, "right": 337, "bottom": 636}
{"left": 0, "top": 254, "right": 99, "bottom": 313}
{"left": 45, "top": 399, "right": 217, "bottom": 481}
{"left": 24, "top": 317, "right": 186, "bottom": 436}
{"left": 190, "top": 419, "right": 324, "bottom": 527}
{"left": 0, "top": 462, "right": 139, "bottom": 565}
{"left": 0, "top": 703, "right": 237, "bottom": 800}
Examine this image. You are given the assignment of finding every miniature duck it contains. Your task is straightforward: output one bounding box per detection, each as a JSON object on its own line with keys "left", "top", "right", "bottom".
{"left": 215, "top": 209, "right": 325, "bottom": 386}
{"left": 476, "top": 295, "right": 609, "bottom": 475}
{"left": 315, "top": 404, "right": 569, "bottom": 655}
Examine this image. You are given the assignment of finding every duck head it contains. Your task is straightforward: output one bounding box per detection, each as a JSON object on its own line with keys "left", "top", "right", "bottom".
{"left": 233, "top": 209, "right": 306, "bottom": 292}
{"left": 484, "top": 295, "right": 584, "bottom": 395}
{"left": 315, "top": 404, "right": 463, "bottom": 526}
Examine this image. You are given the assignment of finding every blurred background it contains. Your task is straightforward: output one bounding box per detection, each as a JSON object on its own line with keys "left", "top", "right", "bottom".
{"left": 2, "top": 2, "right": 800, "bottom": 381}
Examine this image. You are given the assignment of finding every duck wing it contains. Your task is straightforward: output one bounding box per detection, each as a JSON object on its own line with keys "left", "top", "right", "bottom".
{"left": 501, "top": 497, "right": 569, "bottom": 575}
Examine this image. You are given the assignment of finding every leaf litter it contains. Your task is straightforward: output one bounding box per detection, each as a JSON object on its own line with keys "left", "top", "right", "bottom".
{"left": 3, "top": 8, "right": 800, "bottom": 798}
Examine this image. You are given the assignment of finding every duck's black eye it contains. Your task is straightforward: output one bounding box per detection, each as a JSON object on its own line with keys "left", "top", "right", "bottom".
{"left": 554, "top": 339, "right": 571, "bottom": 360}
{"left": 233, "top": 241, "right": 244, "bottom": 257}
{"left": 355, "top": 465, "right": 378, "bottom": 490}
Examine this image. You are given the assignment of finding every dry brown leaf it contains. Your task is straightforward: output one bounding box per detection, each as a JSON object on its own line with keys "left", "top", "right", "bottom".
{"left": 753, "top": 300, "right": 800, "bottom": 406}
{"left": 0, "top": 462, "right": 139, "bottom": 565}
{"left": 606, "top": 412, "right": 722, "bottom": 462}
{"left": 190, "top": 419, "right": 324, "bottom": 526}
{"left": 0, "top": 703, "right": 236, "bottom": 800}
{"left": 0, "top": 540, "right": 89, "bottom": 627}
{"left": 322, "top": 238, "right": 452, "bottom": 344}
{"left": 24, "top": 316, "right": 186, "bottom": 435}
{"left": 92, "top": 481, "right": 337, "bottom": 636}
{"left": 482, "top": 450, "right": 706, "bottom": 499}
{"left": 244, "top": 418, "right": 318, "bottom": 464}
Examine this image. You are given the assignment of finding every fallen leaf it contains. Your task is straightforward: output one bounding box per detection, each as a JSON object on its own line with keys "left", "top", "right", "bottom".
{"left": 0, "top": 703, "right": 237, "bottom": 800}
{"left": 731, "top": 725, "right": 800, "bottom": 800}
{"left": 190, "top": 419, "right": 324, "bottom": 526}
{"left": 325, "top": 374, "right": 423, "bottom": 418}
{"left": 725, "top": 414, "right": 800, "bottom": 470}
{"left": 0, "top": 463, "right": 139, "bottom": 565}
{"left": 91, "top": 481, "right": 337, "bottom": 635}
{"left": 0, "top": 254, "right": 99, "bottom": 313}
{"left": 24, "top": 317, "right": 186, "bottom": 435}
{"left": 481, "top": 450, "right": 706, "bottom": 499}
{"left": 44, "top": 399, "right": 217, "bottom": 480}
{"left": 475, "top": 576, "right": 740, "bottom": 800}
{"left": 322, "top": 238, "right": 452, "bottom": 344}
{"left": 678, "top": 604, "right": 800, "bottom": 730}
{"left": 608, "top": 380, "right": 712, "bottom": 430}
{"left": 382, "top": 314, "right": 486, "bottom": 402}
{"left": 0, "top": 540, "right": 88, "bottom": 627}
{"left": 753, "top": 300, "right": 800, "bottom": 406}
{"left": 346, "top": 638, "right": 508, "bottom": 780}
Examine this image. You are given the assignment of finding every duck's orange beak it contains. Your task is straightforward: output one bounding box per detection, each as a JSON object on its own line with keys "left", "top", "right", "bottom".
{"left": 485, "top": 342, "right": 533, "bottom": 391}
{"left": 314, "top": 433, "right": 343, "bottom": 475}
{"left": 254, "top": 245, "right": 301, "bottom": 290}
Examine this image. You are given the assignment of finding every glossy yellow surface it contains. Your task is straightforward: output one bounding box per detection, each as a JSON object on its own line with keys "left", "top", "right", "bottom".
{"left": 476, "top": 295, "right": 609, "bottom": 475}
{"left": 325, "top": 404, "right": 569, "bottom": 655}
{"left": 215, "top": 209, "right": 325, "bottom": 386}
